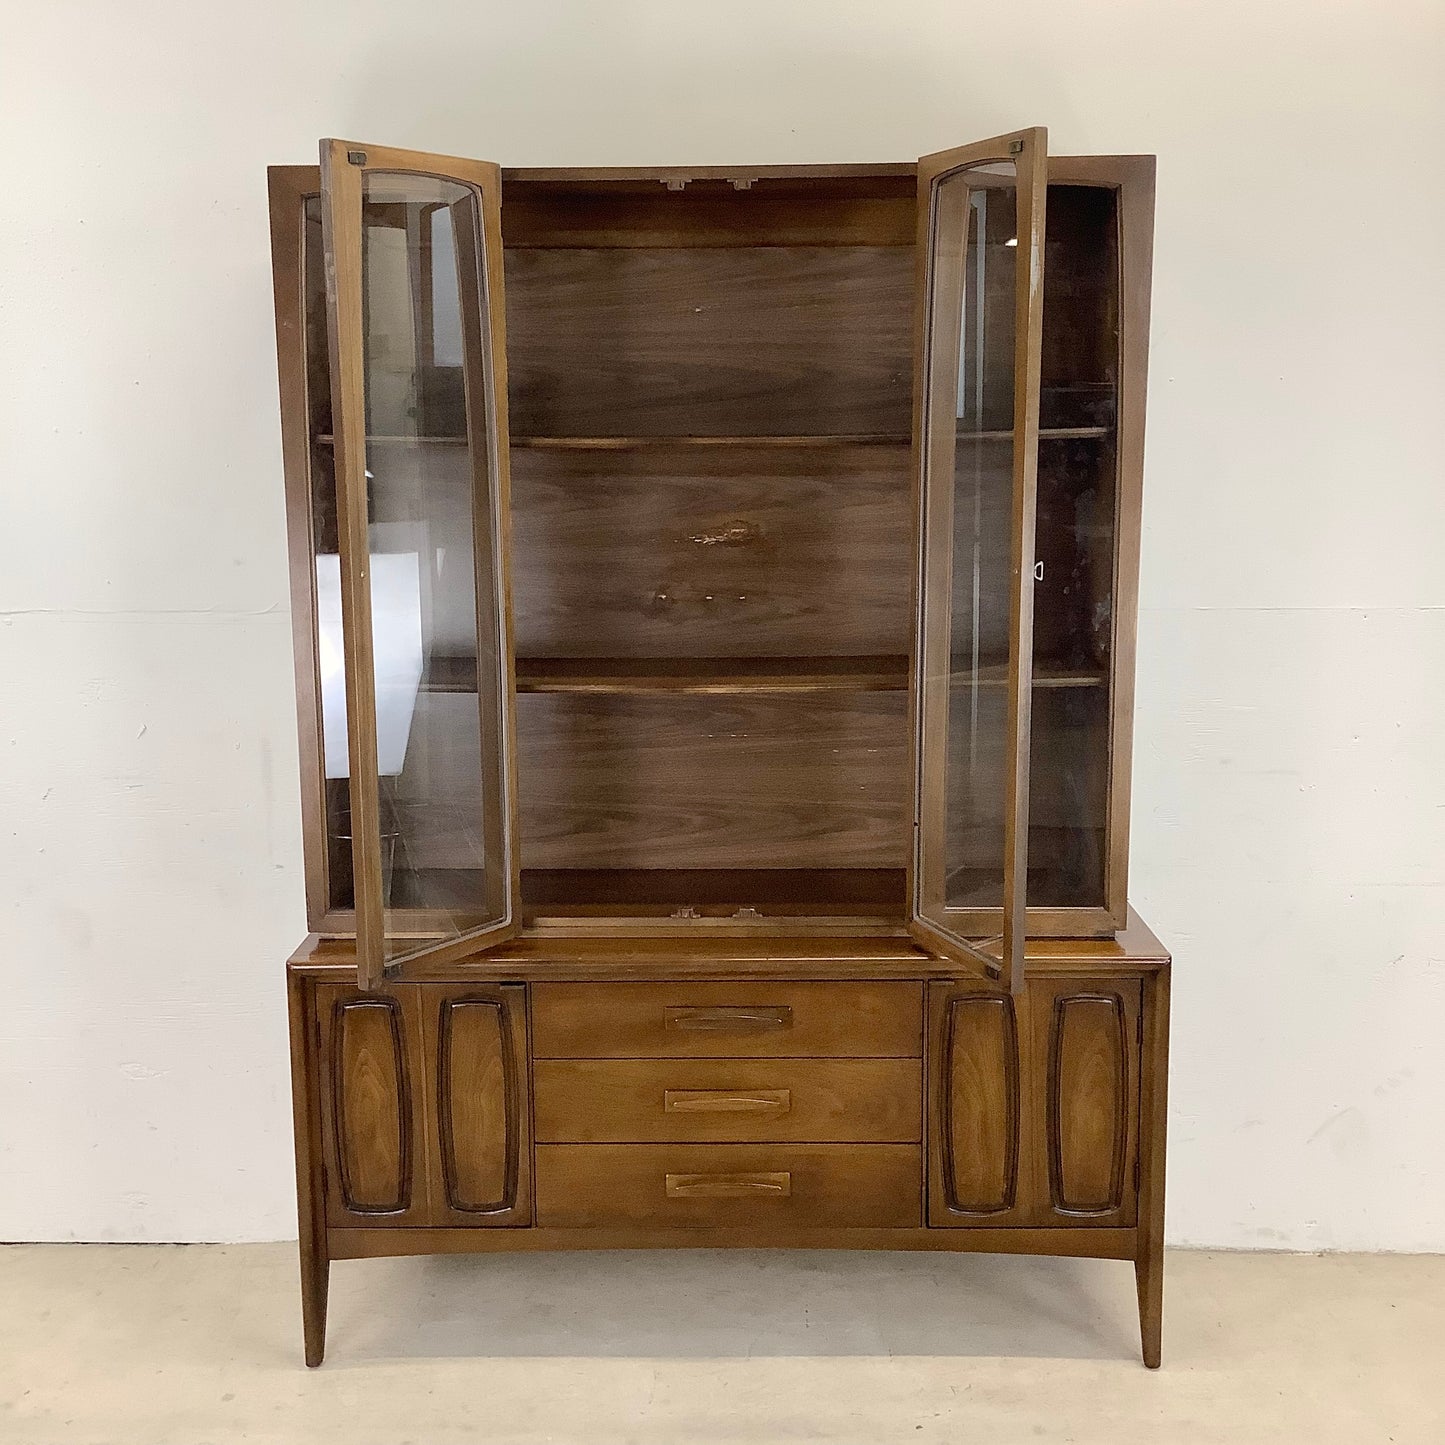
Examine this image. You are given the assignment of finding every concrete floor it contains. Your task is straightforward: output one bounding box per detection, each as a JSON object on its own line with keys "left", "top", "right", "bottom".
{"left": 0, "top": 1246, "right": 1440, "bottom": 1443}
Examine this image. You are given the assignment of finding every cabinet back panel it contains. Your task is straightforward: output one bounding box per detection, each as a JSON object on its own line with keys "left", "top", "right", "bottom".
{"left": 510, "top": 443, "right": 913, "bottom": 658}
{"left": 501, "top": 175, "right": 917, "bottom": 249}
{"left": 504, "top": 247, "right": 913, "bottom": 437}
{"left": 516, "top": 692, "right": 909, "bottom": 870}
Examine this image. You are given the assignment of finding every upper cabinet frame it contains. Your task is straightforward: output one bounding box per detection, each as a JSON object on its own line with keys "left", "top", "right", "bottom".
{"left": 907, "top": 128, "right": 1049, "bottom": 993}
{"left": 320, "top": 139, "right": 521, "bottom": 987}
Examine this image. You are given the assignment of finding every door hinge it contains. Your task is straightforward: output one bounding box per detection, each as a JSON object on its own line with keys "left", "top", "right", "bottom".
{"left": 347, "top": 149, "right": 367, "bottom": 167}
{"left": 1133, "top": 1158, "right": 1142, "bottom": 1194}
{"left": 1008, "top": 138, "right": 1025, "bottom": 156}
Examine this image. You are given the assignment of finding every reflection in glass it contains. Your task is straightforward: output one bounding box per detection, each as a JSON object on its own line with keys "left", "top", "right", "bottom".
{"left": 347, "top": 173, "right": 510, "bottom": 954}
{"left": 935, "top": 162, "right": 1023, "bottom": 912}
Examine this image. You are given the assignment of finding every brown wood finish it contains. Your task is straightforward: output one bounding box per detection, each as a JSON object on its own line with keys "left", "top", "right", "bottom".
{"left": 505, "top": 246, "right": 912, "bottom": 438}
{"left": 908, "top": 129, "right": 1049, "bottom": 991}
{"left": 318, "top": 138, "right": 523, "bottom": 982}
{"left": 268, "top": 166, "right": 332, "bottom": 934}
{"left": 331, "top": 1222, "right": 1137, "bottom": 1260}
{"left": 1136, "top": 962, "right": 1170, "bottom": 1367}
{"left": 1034, "top": 976, "right": 1140, "bottom": 1227}
{"left": 517, "top": 690, "right": 908, "bottom": 872}
{"left": 532, "top": 981, "right": 923, "bottom": 1059}
{"left": 535, "top": 1143, "right": 922, "bottom": 1228}
{"left": 535, "top": 1058, "right": 921, "bottom": 1143}
{"left": 285, "top": 969, "right": 328, "bottom": 1367}
{"left": 315, "top": 984, "right": 429, "bottom": 1226}
{"left": 928, "top": 986, "right": 1031, "bottom": 1223}
{"left": 422, "top": 985, "right": 533, "bottom": 1225}
{"left": 274, "top": 142, "right": 1166, "bottom": 1370}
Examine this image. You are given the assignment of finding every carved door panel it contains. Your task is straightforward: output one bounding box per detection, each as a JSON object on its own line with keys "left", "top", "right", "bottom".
{"left": 316, "top": 983, "right": 430, "bottom": 1227}
{"left": 926, "top": 982, "right": 1035, "bottom": 1226}
{"left": 1028, "top": 977, "right": 1140, "bottom": 1226}
{"left": 421, "top": 985, "right": 532, "bottom": 1226}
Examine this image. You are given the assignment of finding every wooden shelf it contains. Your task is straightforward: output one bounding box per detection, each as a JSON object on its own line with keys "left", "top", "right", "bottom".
{"left": 420, "top": 654, "right": 1107, "bottom": 696}
{"left": 514, "top": 655, "right": 908, "bottom": 695}
{"left": 312, "top": 428, "right": 1110, "bottom": 450}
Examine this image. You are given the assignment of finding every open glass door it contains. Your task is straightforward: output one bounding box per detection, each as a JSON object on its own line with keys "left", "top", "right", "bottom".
{"left": 320, "top": 138, "right": 519, "bottom": 986}
{"left": 908, "top": 128, "right": 1048, "bottom": 993}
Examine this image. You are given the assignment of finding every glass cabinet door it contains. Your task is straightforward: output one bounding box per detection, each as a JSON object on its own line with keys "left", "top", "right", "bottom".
{"left": 909, "top": 129, "right": 1048, "bottom": 993}
{"left": 321, "top": 139, "right": 520, "bottom": 986}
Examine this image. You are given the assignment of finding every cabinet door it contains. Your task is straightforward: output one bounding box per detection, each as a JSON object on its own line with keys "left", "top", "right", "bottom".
{"left": 927, "top": 982, "right": 1034, "bottom": 1226}
{"left": 909, "top": 129, "right": 1048, "bottom": 993}
{"left": 1030, "top": 977, "right": 1140, "bottom": 1226}
{"left": 316, "top": 984, "right": 430, "bottom": 1227}
{"left": 320, "top": 139, "right": 520, "bottom": 987}
{"left": 927, "top": 974, "right": 1140, "bottom": 1228}
{"left": 422, "top": 985, "right": 532, "bottom": 1226}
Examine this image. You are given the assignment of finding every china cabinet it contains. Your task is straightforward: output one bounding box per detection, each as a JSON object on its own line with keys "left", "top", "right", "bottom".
{"left": 268, "top": 128, "right": 1169, "bottom": 1368}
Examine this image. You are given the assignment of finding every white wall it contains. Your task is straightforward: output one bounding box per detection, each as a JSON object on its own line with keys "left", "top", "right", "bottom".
{"left": 2, "top": 0, "right": 1441, "bottom": 1250}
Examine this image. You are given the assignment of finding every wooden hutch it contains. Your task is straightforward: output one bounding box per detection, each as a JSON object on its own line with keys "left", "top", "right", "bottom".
{"left": 267, "top": 127, "right": 1169, "bottom": 1368}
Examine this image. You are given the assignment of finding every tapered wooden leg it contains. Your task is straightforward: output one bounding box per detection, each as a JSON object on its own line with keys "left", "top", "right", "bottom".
{"left": 1135, "top": 964, "right": 1171, "bottom": 1369}
{"left": 288, "top": 969, "right": 330, "bottom": 1367}
{"left": 1135, "top": 1242, "right": 1163, "bottom": 1368}
{"left": 300, "top": 1241, "right": 330, "bottom": 1368}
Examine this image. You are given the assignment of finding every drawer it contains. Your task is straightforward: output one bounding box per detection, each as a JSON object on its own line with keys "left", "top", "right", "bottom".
{"left": 535, "top": 1143, "right": 921, "bottom": 1228}
{"left": 531, "top": 981, "right": 923, "bottom": 1059}
{"left": 534, "top": 1058, "right": 921, "bottom": 1143}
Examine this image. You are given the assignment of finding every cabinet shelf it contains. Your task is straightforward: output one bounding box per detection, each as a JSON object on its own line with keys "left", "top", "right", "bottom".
{"left": 311, "top": 427, "right": 1111, "bottom": 450}
{"left": 419, "top": 654, "right": 1107, "bottom": 695}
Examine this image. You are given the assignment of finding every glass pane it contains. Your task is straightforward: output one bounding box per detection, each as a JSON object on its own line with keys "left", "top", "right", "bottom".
{"left": 1030, "top": 185, "right": 1120, "bottom": 907}
{"left": 934, "top": 162, "right": 1025, "bottom": 912}
{"left": 352, "top": 173, "right": 509, "bottom": 954}
{"left": 301, "top": 196, "right": 355, "bottom": 912}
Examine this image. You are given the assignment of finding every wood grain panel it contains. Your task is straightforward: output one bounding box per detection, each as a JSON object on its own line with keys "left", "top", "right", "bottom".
{"left": 516, "top": 691, "right": 908, "bottom": 870}
{"left": 1040, "top": 981, "right": 1140, "bottom": 1222}
{"left": 532, "top": 981, "right": 923, "bottom": 1059}
{"left": 504, "top": 247, "right": 913, "bottom": 436}
{"left": 328, "top": 995, "right": 412, "bottom": 1216}
{"left": 509, "top": 442, "right": 912, "bottom": 659}
{"left": 423, "top": 985, "right": 533, "bottom": 1226}
{"left": 500, "top": 175, "right": 917, "bottom": 248}
{"left": 534, "top": 1143, "right": 921, "bottom": 1227}
{"left": 926, "top": 983, "right": 1036, "bottom": 1228}
{"left": 941, "top": 995, "right": 1020, "bottom": 1214}
{"left": 534, "top": 1058, "right": 920, "bottom": 1142}
{"left": 437, "top": 999, "right": 510, "bottom": 1211}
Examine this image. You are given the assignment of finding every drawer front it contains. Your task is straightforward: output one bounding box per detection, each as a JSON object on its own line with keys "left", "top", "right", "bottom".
{"left": 535, "top": 1059, "right": 921, "bottom": 1143}
{"left": 532, "top": 981, "right": 923, "bottom": 1059}
{"left": 535, "top": 1143, "right": 921, "bottom": 1228}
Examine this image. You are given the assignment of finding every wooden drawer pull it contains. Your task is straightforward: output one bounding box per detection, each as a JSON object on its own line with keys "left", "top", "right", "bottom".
{"left": 665, "top": 1171, "right": 792, "bottom": 1199}
{"left": 664, "top": 1005, "right": 793, "bottom": 1033}
{"left": 663, "top": 1088, "right": 792, "bottom": 1116}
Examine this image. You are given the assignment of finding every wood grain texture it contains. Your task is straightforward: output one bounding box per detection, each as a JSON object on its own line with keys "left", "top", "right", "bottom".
{"left": 285, "top": 969, "right": 329, "bottom": 1366}
{"left": 939, "top": 993, "right": 1021, "bottom": 1215}
{"left": 534, "top": 1058, "right": 921, "bottom": 1143}
{"left": 1036, "top": 978, "right": 1141, "bottom": 1225}
{"left": 1135, "top": 961, "right": 1171, "bottom": 1366}
{"left": 532, "top": 980, "right": 923, "bottom": 1059}
{"left": 426, "top": 988, "right": 531, "bottom": 1222}
{"left": 500, "top": 174, "right": 917, "bottom": 248}
{"left": 509, "top": 442, "right": 912, "bottom": 660}
{"left": 331, "top": 1223, "right": 1137, "bottom": 1260}
{"left": 534, "top": 1143, "right": 921, "bottom": 1228}
{"left": 504, "top": 247, "right": 912, "bottom": 437}
{"left": 516, "top": 691, "right": 909, "bottom": 871}
{"left": 316, "top": 988, "right": 425, "bottom": 1223}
